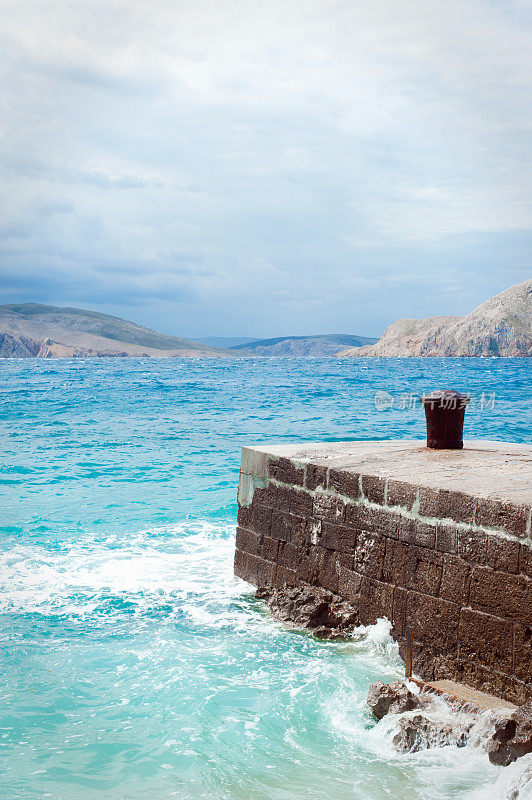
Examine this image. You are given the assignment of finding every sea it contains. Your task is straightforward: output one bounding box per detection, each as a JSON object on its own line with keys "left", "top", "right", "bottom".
{"left": 1, "top": 356, "right": 531, "bottom": 800}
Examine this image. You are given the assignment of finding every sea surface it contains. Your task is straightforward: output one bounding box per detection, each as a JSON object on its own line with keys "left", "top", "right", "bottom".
{"left": 1, "top": 357, "right": 531, "bottom": 800}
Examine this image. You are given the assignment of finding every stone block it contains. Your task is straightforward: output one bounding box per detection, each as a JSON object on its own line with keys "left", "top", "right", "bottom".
{"left": 408, "top": 551, "right": 442, "bottom": 596}
{"left": 273, "top": 566, "right": 298, "bottom": 588}
{"left": 277, "top": 540, "right": 302, "bottom": 571}
{"left": 344, "top": 502, "right": 374, "bottom": 530}
{"left": 392, "top": 586, "right": 408, "bottom": 636}
{"left": 418, "top": 487, "right": 475, "bottom": 525}
{"left": 254, "top": 482, "right": 292, "bottom": 510}
{"left": 320, "top": 522, "right": 357, "bottom": 554}
{"left": 383, "top": 539, "right": 442, "bottom": 595}
{"left": 458, "top": 608, "right": 513, "bottom": 672}
{"left": 475, "top": 499, "right": 530, "bottom": 539}
{"left": 337, "top": 552, "right": 355, "bottom": 570}
{"left": 289, "top": 487, "right": 314, "bottom": 516}
{"left": 406, "top": 592, "right": 460, "bottom": 653}
{"left": 353, "top": 531, "right": 386, "bottom": 580}
{"left": 411, "top": 644, "right": 437, "bottom": 682}
{"left": 361, "top": 475, "right": 386, "bottom": 506}
{"left": 294, "top": 515, "right": 321, "bottom": 547}
{"left": 237, "top": 504, "right": 252, "bottom": 529}
{"left": 440, "top": 554, "right": 471, "bottom": 604}
{"left": 297, "top": 546, "right": 339, "bottom": 594}
{"left": 513, "top": 623, "right": 532, "bottom": 683}
{"left": 260, "top": 536, "right": 280, "bottom": 563}
{"left": 432, "top": 654, "right": 461, "bottom": 683}
{"left": 435, "top": 522, "right": 458, "bottom": 554}
{"left": 238, "top": 503, "right": 273, "bottom": 537}
{"left": 520, "top": 544, "right": 532, "bottom": 578}
{"left": 270, "top": 511, "right": 294, "bottom": 542}
{"left": 305, "top": 463, "right": 328, "bottom": 491}
{"left": 386, "top": 479, "right": 418, "bottom": 511}
{"left": 486, "top": 534, "right": 520, "bottom": 573}
{"left": 358, "top": 578, "right": 394, "bottom": 625}
{"left": 313, "top": 491, "right": 346, "bottom": 523}
{"left": 366, "top": 506, "right": 399, "bottom": 539}
{"left": 235, "top": 526, "right": 261, "bottom": 556}
{"left": 458, "top": 528, "right": 487, "bottom": 564}
{"left": 470, "top": 566, "right": 532, "bottom": 625}
{"left": 313, "top": 547, "right": 340, "bottom": 594}
{"left": 328, "top": 468, "right": 360, "bottom": 500}
{"left": 338, "top": 566, "right": 363, "bottom": 601}
{"left": 268, "top": 457, "right": 305, "bottom": 486}
{"left": 398, "top": 517, "right": 436, "bottom": 549}
{"left": 234, "top": 550, "right": 275, "bottom": 587}
{"left": 458, "top": 661, "right": 529, "bottom": 705}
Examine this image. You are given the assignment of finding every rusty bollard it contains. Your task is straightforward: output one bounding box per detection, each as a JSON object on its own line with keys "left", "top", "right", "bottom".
{"left": 420, "top": 389, "right": 470, "bottom": 449}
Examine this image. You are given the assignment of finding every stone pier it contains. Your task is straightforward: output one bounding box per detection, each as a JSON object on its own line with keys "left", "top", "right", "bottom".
{"left": 234, "top": 440, "right": 532, "bottom": 704}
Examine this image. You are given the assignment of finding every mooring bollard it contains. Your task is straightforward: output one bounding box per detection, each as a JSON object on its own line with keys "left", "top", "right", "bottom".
{"left": 420, "top": 389, "right": 470, "bottom": 449}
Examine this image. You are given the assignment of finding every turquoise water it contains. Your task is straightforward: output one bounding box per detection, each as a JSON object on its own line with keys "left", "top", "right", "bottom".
{"left": 1, "top": 357, "right": 530, "bottom": 800}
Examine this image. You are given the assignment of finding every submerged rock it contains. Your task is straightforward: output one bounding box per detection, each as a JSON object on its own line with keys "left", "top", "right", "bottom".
{"left": 255, "top": 586, "right": 359, "bottom": 639}
{"left": 392, "top": 714, "right": 469, "bottom": 752}
{"left": 367, "top": 680, "right": 423, "bottom": 720}
{"left": 487, "top": 702, "right": 532, "bottom": 767}
{"left": 367, "top": 681, "right": 474, "bottom": 753}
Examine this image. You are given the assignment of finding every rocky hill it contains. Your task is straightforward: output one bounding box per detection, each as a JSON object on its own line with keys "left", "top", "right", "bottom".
{"left": 232, "top": 333, "right": 377, "bottom": 357}
{"left": 0, "top": 303, "right": 237, "bottom": 358}
{"left": 337, "top": 280, "right": 532, "bottom": 357}
{"left": 195, "top": 336, "right": 261, "bottom": 349}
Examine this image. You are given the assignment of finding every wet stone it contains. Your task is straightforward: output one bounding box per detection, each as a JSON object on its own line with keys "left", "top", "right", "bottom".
{"left": 366, "top": 680, "right": 424, "bottom": 720}
{"left": 255, "top": 585, "right": 359, "bottom": 640}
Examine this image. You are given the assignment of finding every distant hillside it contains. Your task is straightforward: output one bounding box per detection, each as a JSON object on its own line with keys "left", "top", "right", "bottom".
{"left": 337, "top": 280, "right": 532, "bottom": 357}
{"left": 232, "top": 333, "right": 378, "bottom": 357}
{"left": 195, "top": 336, "right": 260, "bottom": 348}
{"left": 0, "top": 303, "right": 239, "bottom": 358}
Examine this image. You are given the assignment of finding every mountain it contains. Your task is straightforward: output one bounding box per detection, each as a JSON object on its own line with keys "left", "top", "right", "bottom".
{"left": 195, "top": 336, "right": 261, "bottom": 348}
{"left": 337, "top": 280, "right": 532, "bottom": 357}
{"left": 0, "top": 303, "right": 239, "bottom": 358}
{"left": 231, "top": 333, "right": 378, "bottom": 356}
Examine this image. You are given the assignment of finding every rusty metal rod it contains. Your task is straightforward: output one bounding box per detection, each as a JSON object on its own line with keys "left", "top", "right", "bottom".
{"left": 405, "top": 627, "right": 413, "bottom": 679}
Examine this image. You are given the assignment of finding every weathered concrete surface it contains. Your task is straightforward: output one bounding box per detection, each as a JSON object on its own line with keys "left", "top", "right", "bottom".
{"left": 424, "top": 680, "right": 517, "bottom": 712}
{"left": 235, "top": 439, "right": 532, "bottom": 703}
{"left": 238, "top": 440, "right": 532, "bottom": 506}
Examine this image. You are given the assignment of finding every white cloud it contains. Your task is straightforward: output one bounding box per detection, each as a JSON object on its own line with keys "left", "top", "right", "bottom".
{"left": 0, "top": 0, "right": 530, "bottom": 335}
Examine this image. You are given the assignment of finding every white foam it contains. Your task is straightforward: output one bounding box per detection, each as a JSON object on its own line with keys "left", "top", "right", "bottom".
{"left": 465, "top": 754, "right": 532, "bottom": 800}
{"left": 0, "top": 522, "right": 244, "bottom": 621}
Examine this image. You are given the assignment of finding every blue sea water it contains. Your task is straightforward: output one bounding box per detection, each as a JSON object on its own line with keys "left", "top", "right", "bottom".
{"left": 0, "top": 357, "right": 530, "bottom": 800}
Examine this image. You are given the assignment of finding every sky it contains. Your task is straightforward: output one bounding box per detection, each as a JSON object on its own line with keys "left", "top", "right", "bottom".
{"left": 1, "top": 0, "right": 531, "bottom": 339}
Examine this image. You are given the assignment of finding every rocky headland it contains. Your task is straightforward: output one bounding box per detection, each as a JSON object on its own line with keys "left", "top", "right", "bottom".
{"left": 337, "top": 280, "right": 532, "bottom": 357}
{"left": 0, "top": 303, "right": 241, "bottom": 358}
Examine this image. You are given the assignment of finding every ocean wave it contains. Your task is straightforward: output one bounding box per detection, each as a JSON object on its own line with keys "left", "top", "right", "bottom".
{"left": 0, "top": 522, "right": 246, "bottom": 624}
{"left": 466, "top": 754, "right": 532, "bottom": 800}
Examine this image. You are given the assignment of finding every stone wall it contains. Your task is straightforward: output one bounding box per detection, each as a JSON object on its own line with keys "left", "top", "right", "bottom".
{"left": 234, "top": 443, "right": 532, "bottom": 705}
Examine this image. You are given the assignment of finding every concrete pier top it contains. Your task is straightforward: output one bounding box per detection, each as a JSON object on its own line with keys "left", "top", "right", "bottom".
{"left": 242, "top": 439, "right": 532, "bottom": 506}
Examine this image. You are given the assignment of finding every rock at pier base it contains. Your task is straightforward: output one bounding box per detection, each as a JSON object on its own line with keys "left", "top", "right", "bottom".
{"left": 255, "top": 586, "right": 359, "bottom": 639}
{"left": 487, "top": 701, "right": 532, "bottom": 767}
{"left": 367, "top": 680, "right": 423, "bottom": 720}
{"left": 392, "top": 714, "right": 468, "bottom": 753}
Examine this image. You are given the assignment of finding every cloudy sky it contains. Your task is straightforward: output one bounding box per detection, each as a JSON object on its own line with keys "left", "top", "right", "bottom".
{"left": 1, "top": 0, "right": 531, "bottom": 338}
